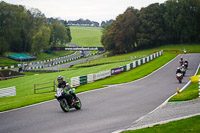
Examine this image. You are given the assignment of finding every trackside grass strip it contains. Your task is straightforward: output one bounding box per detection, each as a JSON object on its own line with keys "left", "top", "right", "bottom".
{"left": 123, "top": 115, "right": 200, "bottom": 133}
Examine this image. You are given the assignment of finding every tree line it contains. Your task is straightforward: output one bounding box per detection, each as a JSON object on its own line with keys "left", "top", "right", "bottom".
{"left": 101, "top": 0, "right": 200, "bottom": 54}
{"left": 68, "top": 19, "right": 99, "bottom": 27}
{"left": 0, "top": 1, "right": 71, "bottom": 56}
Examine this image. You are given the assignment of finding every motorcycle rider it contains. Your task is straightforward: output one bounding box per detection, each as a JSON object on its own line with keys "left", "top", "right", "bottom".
{"left": 184, "top": 59, "right": 188, "bottom": 68}
{"left": 184, "top": 49, "right": 187, "bottom": 54}
{"left": 176, "top": 67, "right": 182, "bottom": 74}
{"left": 57, "top": 76, "right": 78, "bottom": 104}
{"left": 184, "top": 59, "right": 188, "bottom": 65}
{"left": 181, "top": 64, "right": 186, "bottom": 69}
{"left": 180, "top": 56, "right": 183, "bottom": 61}
{"left": 179, "top": 56, "right": 183, "bottom": 65}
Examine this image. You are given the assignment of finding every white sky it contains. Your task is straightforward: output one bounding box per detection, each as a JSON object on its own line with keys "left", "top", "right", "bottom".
{"left": 2, "top": 0, "right": 167, "bottom": 22}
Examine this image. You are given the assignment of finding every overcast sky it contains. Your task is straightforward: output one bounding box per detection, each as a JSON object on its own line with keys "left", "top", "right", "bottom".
{"left": 3, "top": 0, "right": 166, "bottom": 22}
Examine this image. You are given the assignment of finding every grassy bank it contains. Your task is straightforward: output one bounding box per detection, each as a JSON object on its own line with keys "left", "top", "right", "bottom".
{"left": 169, "top": 68, "right": 200, "bottom": 102}
{"left": 70, "top": 26, "right": 102, "bottom": 47}
{"left": 124, "top": 115, "right": 200, "bottom": 133}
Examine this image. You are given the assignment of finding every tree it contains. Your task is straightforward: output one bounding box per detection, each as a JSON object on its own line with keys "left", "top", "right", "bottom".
{"left": 164, "top": 0, "right": 200, "bottom": 43}
{"left": 0, "top": 37, "right": 8, "bottom": 55}
{"left": 50, "top": 20, "right": 69, "bottom": 46}
{"left": 32, "top": 26, "right": 50, "bottom": 55}
{"left": 101, "top": 24, "right": 116, "bottom": 54}
{"left": 101, "top": 7, "right": 139, "bottom": 54}
{"left": 137, "top": 3, "right": 166, "bottom": 48}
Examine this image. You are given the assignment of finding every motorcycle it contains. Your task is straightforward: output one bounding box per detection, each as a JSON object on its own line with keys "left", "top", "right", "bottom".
{"left": 55, "top": 87, "right": 82, "bottom": 112}
{"left": 179, "top": 60, "right": 183, "bottom": 66}
{"left": 176, "top": 73, "right": 183, "bottom": 83}
{"left": 184, "top": 62, "right": 188, "bottom": 69}
{"left": 181, "top": 68, "right": 186, "bottom": 76}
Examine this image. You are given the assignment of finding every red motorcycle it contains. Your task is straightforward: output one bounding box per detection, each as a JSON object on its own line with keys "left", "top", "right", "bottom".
{"left": 176, "top": 73, "right": 183, "bottom": 83}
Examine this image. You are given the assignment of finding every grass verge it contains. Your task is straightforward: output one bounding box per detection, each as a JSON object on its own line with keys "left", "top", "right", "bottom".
{"left": 123, "top": 115, "right": 200, "bottom": 133}
{"left": 169, "top": 68, "right": 200, "bottom": 102}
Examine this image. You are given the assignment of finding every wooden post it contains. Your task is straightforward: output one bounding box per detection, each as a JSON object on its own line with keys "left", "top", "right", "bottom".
{"left": 53, "top": 80, "right": 55, "bottom": 92}
{"left": 34, "top": 84, "right": 36, "bottom": 94}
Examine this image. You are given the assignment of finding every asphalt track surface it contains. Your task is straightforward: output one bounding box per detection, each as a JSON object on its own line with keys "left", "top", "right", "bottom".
{"left": 29, "top": 43, "right": 91, "bottom": 69}
{"left": 0, "top": 54, "right": 199, "bottom": 133}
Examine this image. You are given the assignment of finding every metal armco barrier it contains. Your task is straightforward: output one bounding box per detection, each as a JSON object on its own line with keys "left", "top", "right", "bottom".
{"left": 0, "top": 86, "right": 16, "bottom": 98}
{"left": 70, "top": 51, "right": 163, "bottom": 88}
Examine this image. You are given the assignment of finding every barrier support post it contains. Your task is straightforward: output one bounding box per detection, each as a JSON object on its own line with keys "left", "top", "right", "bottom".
{"left": 54, "top": 80, "right": 56, "bottom": 92}
{"left": 34, "top": 84, "right": 36, "bottom": 94}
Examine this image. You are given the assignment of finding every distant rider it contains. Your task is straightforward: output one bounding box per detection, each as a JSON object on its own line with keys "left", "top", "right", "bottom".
{"left": 179, "top": 56, "right": 183, "bottom": 66}
{"left": 57, "top": 76, "right": 78, "bottom": 102}
{"left": 181, "top": 64, "right": 186, "bottom": 70}
{"left": 176, "top": 67, "right": 182, "bottom": 74}
{"left": 184, "top": 59, "right": 188, "bottom": 64}
{"left": 183, "top": 49, "right": 187, "bottom": 54}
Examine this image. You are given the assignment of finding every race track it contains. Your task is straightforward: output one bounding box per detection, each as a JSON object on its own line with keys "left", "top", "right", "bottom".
{"left": 0, "top": 54, "right": 200, "bottom": 133}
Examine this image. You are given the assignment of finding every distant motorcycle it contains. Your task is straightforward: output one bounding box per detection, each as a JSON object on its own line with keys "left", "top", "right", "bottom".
{"left": 184, "top": 49, "right": 187, "bottom": 54}
{"left": 181, "top": 67, "right": 186, "bottom": 76}
{"left": 55, "top": 88, "right": 82, "bottom": 112}
{"left": 179, "top": 60, "right": 183, "bottom": 66}
{"left": 176, "top": 73, "right": 183, "bottom": 83}
{"left": 184, "top": 62, "right": 188, "bottom": 69}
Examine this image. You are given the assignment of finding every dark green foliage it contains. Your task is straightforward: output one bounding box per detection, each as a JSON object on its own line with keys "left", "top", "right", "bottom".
{"left": 137, "top": 3, "right": 166, "bottom": 48}
{"left": 101, "top": 7, "right": 139, "bottom": 54}
{"left": 101, "top": 0, "right": 200, "bottom": 54}
{"left": 0, "top": 1, "right": 71, "bottom": 55}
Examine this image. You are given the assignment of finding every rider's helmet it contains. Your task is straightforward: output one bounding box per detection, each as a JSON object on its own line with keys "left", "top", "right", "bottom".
{"left": 182, "top": 65, "right": 185, "bottom": 68}
{"left": 180, "top": 56, "right": 183, "bottom": 60}
{"left": 177, "top": 67, "right": 180, "bottom": 70}
{"left": 57, "top": 76, "right": 63, "bottom": 83}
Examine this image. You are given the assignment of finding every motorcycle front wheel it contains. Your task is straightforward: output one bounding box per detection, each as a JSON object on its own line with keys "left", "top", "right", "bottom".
{"left": 74, "top": 97, "right": 82, "bottom": 110}
{"left": 60, "top": 99, "right": 70, "bottom": 112}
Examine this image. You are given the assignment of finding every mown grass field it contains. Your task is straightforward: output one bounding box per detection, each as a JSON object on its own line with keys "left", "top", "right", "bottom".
{"left": 124, "top": 115, "right": 200, "bottom": 133}
{"left": 70, "top": 26, "right": 102, "bottom": 47}
{"left": 0, "top": 44, "right": 199, "bottom": 111}
{"left": 169, "top": 68, "right": 200, "bottom": 102}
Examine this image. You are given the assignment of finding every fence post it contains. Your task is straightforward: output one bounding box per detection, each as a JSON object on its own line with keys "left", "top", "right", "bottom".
{"left": 54, "top": 80, "right": 56, "bottom": 92}
{"left": 34, "top": 84, "right": 36, "bottom": 94}
{"left": 199, "top": 76, "right": 200, "bottom": 98}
